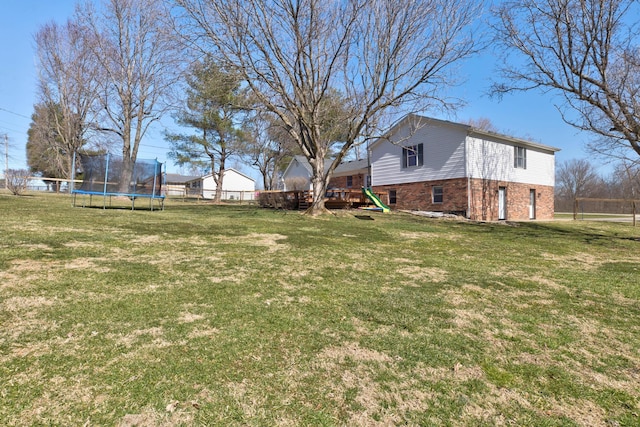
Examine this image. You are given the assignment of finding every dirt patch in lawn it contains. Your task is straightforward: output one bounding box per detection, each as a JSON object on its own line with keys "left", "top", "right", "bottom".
{"left": 117, "top": 405, "right": 195, "bottom": 427}
{"left": 209, "top": 232, "right": 289, "bottom": 253}
{"left": 395, "top": 264, "right": 448, "bottom": 284}
{"left": 540, "top": 251, "right": 605, "bottom": 269}
{"left": 398, "top": 231, "right": 463, "bottom": 241}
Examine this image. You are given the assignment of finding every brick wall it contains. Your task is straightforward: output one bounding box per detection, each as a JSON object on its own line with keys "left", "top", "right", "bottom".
{"left": 373, "top": 178, "right": 469, "bottom": 215}
{"left": 374, "top": 178, "right": 555, "bottom": 221}
{"left": 468, "top": 179, "right": 554, "bottom": 221}
{"left": 329, "top": 173, "right": 366, "bottom": 189}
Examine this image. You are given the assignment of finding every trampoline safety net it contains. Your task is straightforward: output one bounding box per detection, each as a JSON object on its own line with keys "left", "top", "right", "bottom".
{"left": 76, "top": 153, "right": 164, "bottom": 197}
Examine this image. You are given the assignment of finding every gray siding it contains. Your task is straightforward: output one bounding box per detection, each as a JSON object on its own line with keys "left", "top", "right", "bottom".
{"left": 371, "top": 122, "right": 467, "bottom": 186}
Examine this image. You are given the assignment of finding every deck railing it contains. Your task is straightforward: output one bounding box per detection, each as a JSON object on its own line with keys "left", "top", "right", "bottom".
{"left": 258, "top": 188, "right": 387, "bottom": 210}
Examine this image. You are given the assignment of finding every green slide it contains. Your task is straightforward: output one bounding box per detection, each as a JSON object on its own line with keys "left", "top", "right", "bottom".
{"left": 362, "top": 187, "right": 390, "bottom": 212}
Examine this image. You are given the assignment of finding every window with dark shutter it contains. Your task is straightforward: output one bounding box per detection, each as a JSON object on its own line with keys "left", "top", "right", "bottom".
{"left": 514, "top": 146, "right": 527, "bottom": 169}
{"left": 402, "top": 143, "right": 423, "bottom": 168}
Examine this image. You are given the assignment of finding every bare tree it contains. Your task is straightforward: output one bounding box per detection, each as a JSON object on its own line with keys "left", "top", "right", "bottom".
{"left": 244, "top": 113, "right": 297, "bottom": 191}
{"left": 175, "top": 0, "right": 482, "bottom": 214}
{"left": 465, "top": 117, "right": 498, "bottom": 133}
{"left": 611, "top": 159, "right": 640, "bottom": 200}
{"left": 556, "top": 159, "right": 602, "bottom": 201}
{"left": 493, "top": 0, "right": 640, "bottom": 161}
{"left": 78, "top": 0, "right": 183, "bottom": 193}
{"left": 34, "top": 19, "right": 100, "bottom": 181}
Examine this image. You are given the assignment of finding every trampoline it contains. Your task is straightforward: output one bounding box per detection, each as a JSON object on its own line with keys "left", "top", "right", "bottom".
{"left": 72, "top": 153, "right": 165, "bottom": 210}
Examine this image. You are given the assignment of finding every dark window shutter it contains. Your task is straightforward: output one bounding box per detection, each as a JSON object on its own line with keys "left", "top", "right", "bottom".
{"left": 402, "top": 147, "right": 408, "bottom": 168}
{"left": 417, "top": 143, "right": 424, "bottom": 166}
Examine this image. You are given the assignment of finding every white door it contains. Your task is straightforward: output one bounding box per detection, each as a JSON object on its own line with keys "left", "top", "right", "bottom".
{"left": 529, "top": 189, "right": 536, "bottom": 219}
{"left": 498, "top": 187, "right": 506, "bottom": 220}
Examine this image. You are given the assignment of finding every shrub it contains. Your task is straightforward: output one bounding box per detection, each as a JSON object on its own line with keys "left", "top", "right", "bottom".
{"left": 5, "top": 169, "right": 30, "bottom": 195}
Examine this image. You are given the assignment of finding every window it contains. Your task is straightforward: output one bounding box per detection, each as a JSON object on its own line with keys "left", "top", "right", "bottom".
{"left": 432, "top": 186, "right": 443, "bottom": 204}
{"left": 388, "top": 189, "right": 397, "bottom": 204}
{"left": 346, "top": 175, "right": 353, "bottom": 188}
{"left": 514, "top": 146, "right": 527, "bottom": 169}
{"left": 402, "top": 143, "right": 424, "bottom": 168}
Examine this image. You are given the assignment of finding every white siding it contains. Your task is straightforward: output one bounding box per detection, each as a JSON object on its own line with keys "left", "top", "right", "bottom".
{"left": 201, "top": 170, "right": 256, "bottom": 200}
{"left": 222, "top": 170, "right": 255, "bottom": 192}
{"left": 282, "top": 158, "right": 312, "bottom": 191}
{"left": 371, "top": 122, "right": 467, "bottom": 186}
{"left": 466, "top": 137, "right": 555, "bottom": 186}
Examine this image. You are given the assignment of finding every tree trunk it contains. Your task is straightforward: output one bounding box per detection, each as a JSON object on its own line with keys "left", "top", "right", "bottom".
{"left": 214, "top": 167, "right": 224, "bottom": 203}
{"left": 307, "top": 155, "right": 328, "bottom": 215}
{"left": 120, "top": 156, "right": 134, "bottom": 194}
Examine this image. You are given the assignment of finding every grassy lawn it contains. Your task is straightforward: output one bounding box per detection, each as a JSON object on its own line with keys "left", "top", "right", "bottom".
{"left": 1, "top": 193, "right": 639, "bottom": 426}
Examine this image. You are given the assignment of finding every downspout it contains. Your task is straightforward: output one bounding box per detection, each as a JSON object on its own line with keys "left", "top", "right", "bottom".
{"left": 467, "top": 176, "right": 471, "bottom": 220}
{"left": 366, "top": 141, "right": 372, "bottom": 189}
{"left": 465, "top": 133, "right": 471, "bottom": 220}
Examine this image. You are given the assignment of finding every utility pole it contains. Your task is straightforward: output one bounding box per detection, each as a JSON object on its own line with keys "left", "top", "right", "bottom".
{"left": 3, "top": 134, "right": 8, "bottom": 190}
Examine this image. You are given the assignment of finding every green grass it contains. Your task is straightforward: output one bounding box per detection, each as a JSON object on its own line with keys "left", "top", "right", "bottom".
{"left": 1, "top": 192, "right": 639, "bottom": 426}
{"left": 555, "top": 212, "right": 635, "bottom": 220}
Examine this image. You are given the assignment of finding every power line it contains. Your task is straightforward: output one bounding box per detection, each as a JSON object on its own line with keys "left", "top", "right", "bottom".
{"left": 0, "top": 123, "right": 24, "bottom": 134}
{"left": 0, "top": 106, "right": 30, "bottom": 120}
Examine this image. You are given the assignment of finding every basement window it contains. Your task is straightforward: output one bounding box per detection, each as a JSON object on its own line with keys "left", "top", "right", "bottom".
{"left": 432, "top": 186, "right": 443, "bottom": 204}
{"left": 388, "top": 189, "right": 397, "bottom": 204}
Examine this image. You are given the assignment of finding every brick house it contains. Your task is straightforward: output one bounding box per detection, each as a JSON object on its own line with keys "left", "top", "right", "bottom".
{"left": 369, "top": 115, "right": 559, "bottom": 221}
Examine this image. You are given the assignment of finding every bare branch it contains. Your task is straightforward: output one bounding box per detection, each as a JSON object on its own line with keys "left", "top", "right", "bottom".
{"left": 175, "top": 0, "right": 483, "bottom": 213}
{"left": 493, "top": 0, "right": 640, "bottom": 159}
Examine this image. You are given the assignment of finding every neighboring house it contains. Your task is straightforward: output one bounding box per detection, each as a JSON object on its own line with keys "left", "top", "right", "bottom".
{"left": 281, "top": 155, "right": 368, "bottom": 191}
{"left": 369, "top": 114, "right": 560, "bottom": 221}
{"left": 281, "top": 155, "right": 313, "bottom": 191}
{"left": 186, "top": 169, "right": 256, "bottom": 200}
{"left": 164, "top": 173, "right": 199, "bottom": 197}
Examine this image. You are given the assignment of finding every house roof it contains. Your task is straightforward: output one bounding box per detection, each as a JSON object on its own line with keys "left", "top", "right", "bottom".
{"left": 333, "top": 158, "right": 368, "bottom": 175}
{"left": 164, "top": 173, "right": 199, "bottom": 184}
{"left": 369, "top": 114, "right": 561, "bottom": 153}
{"left": 283, "top": 155, "right": 368, "bottom": 178}
{"left": 185, "top": 168, "right": 256, "bottom": 183}
{"left": 283, "top": 155, "right": 314, "bottom": 176}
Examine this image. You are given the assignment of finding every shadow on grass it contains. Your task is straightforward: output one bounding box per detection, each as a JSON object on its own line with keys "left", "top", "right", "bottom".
{"left": 463, "top": 220, "right": 640, "bottom": 247}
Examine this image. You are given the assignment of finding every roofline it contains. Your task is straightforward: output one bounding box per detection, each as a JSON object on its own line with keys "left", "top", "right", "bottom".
{"left": 467, "top": 128, "right": 561, "bottom": 152}
{"left": 282, "top": 155, "right": 313, "bottom": 177}
{"left": 368, "top": 113, "right": 561, "bottom": 153}
{"left": 186, "top": 168, "right": 256, "bottom": 183}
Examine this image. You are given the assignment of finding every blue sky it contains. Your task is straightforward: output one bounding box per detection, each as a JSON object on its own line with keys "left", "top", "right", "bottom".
{"left": 0, "top": 0, "right": 602, "bottom": 182}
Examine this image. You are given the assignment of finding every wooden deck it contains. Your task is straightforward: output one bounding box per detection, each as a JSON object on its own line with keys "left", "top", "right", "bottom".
{"left": 258, "top": 189, "right": 386, "bottom": 210}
